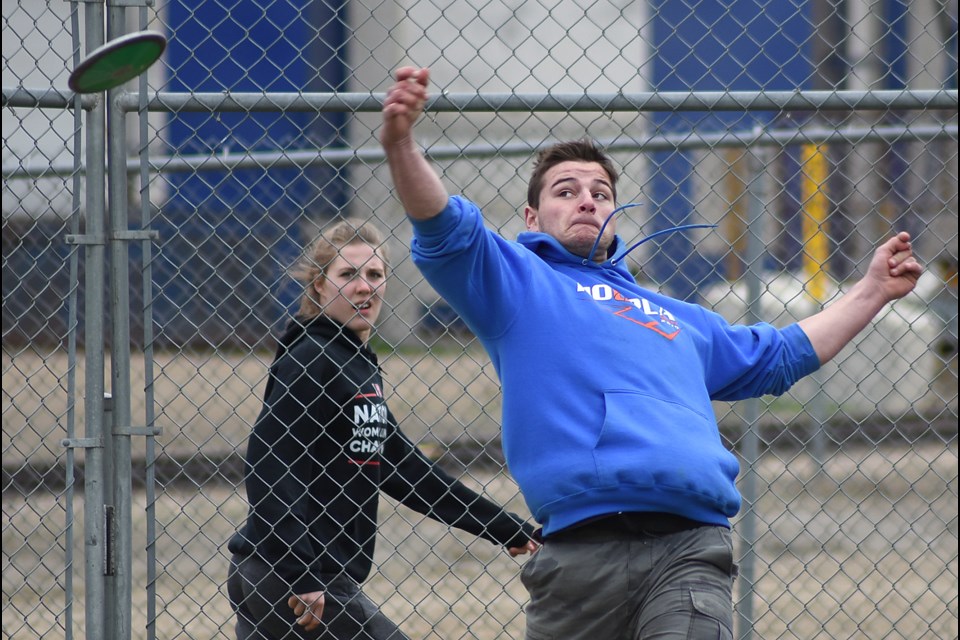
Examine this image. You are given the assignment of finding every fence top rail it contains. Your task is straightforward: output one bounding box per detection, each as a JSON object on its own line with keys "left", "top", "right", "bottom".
{"left": 3, "top": 86, "right": 958, "bottom": 113}
{"left": 1, "top": 86, "right": 100, "bottom": 110}
{"left": 124, "top": 89, "right": 960, "bottom": 113}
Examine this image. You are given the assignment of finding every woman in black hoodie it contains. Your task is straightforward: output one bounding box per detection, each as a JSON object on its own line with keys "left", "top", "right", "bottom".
{"left": 227, "top": 220, "right": 537, "bottom": 639}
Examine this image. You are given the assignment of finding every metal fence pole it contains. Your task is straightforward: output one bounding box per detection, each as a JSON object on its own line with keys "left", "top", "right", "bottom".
{"left": 78, "top": 2, "right": 108, "bottom": 638}
{"left": 63, "top": 6, "right": 84, "bottom": 639}
{"left": 735, "top": 130, "right": 771, "bottom": 640}
{"left": 105, "top": 4, "right": 135, "bottom": 636}
{"left": 102, "top": 392, "right": 117, "bottom": 640}
{"left": 134, "top": 7, "right": 162, "bottom": 638}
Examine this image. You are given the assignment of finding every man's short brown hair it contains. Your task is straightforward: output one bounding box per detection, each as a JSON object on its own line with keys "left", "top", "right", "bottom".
{"left": 527, "top": 139, "right": 619, "bottom": 209}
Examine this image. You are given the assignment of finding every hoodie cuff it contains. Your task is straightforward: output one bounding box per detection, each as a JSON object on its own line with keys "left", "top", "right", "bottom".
{"left": 783, "top": 322, "right": 821, "bottom": 378}
{"left": 494, "top": 515, "right": 537, "bottom": 549}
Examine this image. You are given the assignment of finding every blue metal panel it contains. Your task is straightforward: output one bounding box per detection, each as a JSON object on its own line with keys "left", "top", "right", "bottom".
{"left": 155, "top": 0, "right": 349, "bottom": 347}
{"left": 882, "top": 0, "right": 909, "bottom": 89}
{"left": 649, "top": 0, "right": 813, "bottom": 299}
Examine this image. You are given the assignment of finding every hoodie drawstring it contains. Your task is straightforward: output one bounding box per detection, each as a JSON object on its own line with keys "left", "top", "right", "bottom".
{"left": 611, "top": 223, "right": 719, "bottom": 266}
{"left": 583, "top": 202, "right": 717, "bottom": 266}
{"left": 584, "top": 203, "right": 643, "bottom": 264}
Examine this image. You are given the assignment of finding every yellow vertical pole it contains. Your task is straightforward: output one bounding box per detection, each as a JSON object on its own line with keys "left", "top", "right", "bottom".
{"left": 801, "top": 143, "right": 829, "bottom": 303}
{"left": 723, "top": 148, "right": 748, "bottom": 280}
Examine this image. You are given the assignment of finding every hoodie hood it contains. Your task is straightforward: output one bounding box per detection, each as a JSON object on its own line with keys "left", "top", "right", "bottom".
{"left": 274, "top": 314, "right": 371, "bottom": 364}
{"left": 518, "top": 200, "right": 716, "bottom": 282}
{"left": 517, "top": 231, "right": 636, "bottom": 281}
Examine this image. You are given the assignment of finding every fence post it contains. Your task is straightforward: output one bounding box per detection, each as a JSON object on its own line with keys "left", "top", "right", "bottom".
{"left": 102, "top": 393, "right": 117, "bottom": 640}
{"left": 735, "top": 129, "right": 773, "bottom": 640}
{"left": 105, "top": 5, "right": 136, "bottom": 638}
{"left": 75, "top": 2, "right": 110, "bottom": 638}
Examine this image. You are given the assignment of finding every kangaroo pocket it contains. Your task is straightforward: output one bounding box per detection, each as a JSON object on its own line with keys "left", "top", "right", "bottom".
{"left": 593, "top": 390, "right": 740, "bottom": 510}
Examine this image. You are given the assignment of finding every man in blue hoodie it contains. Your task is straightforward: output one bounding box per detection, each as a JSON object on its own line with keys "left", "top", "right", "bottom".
{"left": 380, "top": 66, "right": 923, "bottom": 639}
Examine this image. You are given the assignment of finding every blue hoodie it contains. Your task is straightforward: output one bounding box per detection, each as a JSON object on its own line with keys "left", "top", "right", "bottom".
{"left": 411, "top": 195, "right": 821, "bottom": 536}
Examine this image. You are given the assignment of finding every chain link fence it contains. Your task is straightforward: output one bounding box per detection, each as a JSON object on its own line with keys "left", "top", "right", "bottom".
{"left": 3, "top": 0, "right": 957, "bottom": 639}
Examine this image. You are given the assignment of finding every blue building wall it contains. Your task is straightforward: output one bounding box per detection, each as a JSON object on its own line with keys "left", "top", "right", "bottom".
{"left": 153, "top": 0, "right": 350, "bottom": 347}
{"left": 649, "top": 0, "right": 813, "bottom": 300}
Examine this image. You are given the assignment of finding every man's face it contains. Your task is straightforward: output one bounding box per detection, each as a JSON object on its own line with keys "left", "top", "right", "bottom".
{"left": 314, "top": 243, "right": 386, "bottom": 342}
{"left": 524, "top": 160, "right": 616, "bottom": 262}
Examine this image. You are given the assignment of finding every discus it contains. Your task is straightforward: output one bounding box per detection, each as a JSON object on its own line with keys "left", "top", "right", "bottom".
{"left": 68, "top": 30, "right": 167, "bottom": 94}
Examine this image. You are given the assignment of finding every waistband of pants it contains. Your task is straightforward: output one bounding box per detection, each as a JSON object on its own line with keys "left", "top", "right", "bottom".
{"left": 544, "top": 512, "right": 711, "bottom": 542}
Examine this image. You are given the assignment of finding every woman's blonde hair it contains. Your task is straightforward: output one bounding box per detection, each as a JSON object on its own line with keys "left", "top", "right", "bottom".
{"left": 291, "top": 219, "right": 389, "bottom": 320}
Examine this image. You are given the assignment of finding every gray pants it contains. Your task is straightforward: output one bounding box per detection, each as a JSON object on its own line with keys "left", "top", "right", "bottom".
{"left": 227, "top": 555, "right": 409, "bottom": 640}
{"left": 521, "top": 523, "right": 737, "bottom": 640}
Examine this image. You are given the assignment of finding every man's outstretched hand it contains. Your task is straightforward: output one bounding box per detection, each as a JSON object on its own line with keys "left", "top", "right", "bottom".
{"left": 864, "top": 231, "right": 923, "bottom": 304}
{"left": 381, "top": 66, "right": 430, "bottom": 149}
{"left": 798, "top": 231, "right": 923, "bottom": 365}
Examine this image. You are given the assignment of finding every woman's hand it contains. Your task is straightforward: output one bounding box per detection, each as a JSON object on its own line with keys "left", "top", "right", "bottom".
{"left": 288, "top": 590, "right": 325, "bottom": 631}
{"left": 508, "top": 540, "right": 540, "bottom": 556}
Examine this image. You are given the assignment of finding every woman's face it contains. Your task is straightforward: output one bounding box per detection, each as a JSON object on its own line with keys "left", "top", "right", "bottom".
{"left": 314, "top": 242, "right": 386, "bottom": 342}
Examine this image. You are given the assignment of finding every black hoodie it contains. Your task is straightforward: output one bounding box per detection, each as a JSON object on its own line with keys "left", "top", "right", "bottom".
{"left": 228, "top": 315, "right": 534, "bottom": 595}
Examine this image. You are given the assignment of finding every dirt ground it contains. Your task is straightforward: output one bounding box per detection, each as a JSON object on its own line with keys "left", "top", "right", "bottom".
{"left": 3, "top": 442, "right": 957, "bottom": 640}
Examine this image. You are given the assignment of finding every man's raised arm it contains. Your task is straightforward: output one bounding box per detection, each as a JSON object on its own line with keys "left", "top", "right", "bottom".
{"left": 797, "top": 231, "right": 923, "bottom": 365}
{"left": 380, "top": 66, "right": 449, "bottom": 221}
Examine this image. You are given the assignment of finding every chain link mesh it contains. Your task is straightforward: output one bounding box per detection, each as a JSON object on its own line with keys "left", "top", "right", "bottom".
{"left": 3, "top": 0, "right": 957, "bottom": 638}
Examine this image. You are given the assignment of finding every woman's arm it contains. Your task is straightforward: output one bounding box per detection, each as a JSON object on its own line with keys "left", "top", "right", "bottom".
{"left": 379, "top": 419, "right": 536, "bottom": 552}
